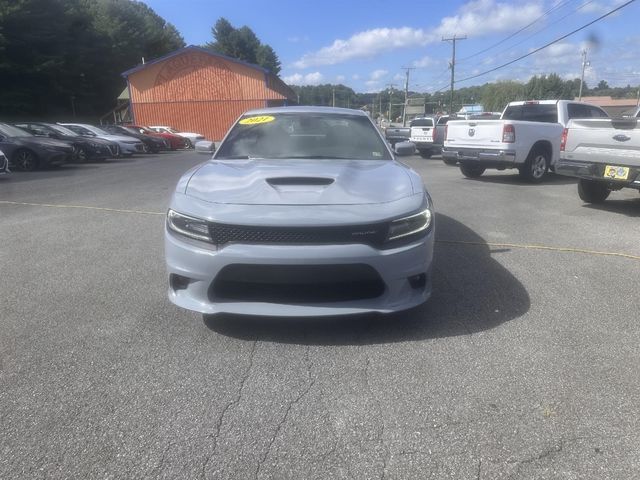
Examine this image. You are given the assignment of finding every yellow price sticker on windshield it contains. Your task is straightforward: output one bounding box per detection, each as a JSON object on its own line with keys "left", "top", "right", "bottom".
{"left": 239, "top": 115, "right": 275, "bottom": 125}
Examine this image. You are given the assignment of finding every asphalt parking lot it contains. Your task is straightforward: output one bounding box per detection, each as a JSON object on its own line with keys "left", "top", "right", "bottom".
{"left": 1, "top": 152, "right": 639, "bottom": 479}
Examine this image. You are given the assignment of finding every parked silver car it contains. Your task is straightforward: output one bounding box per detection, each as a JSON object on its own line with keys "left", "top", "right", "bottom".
{"left": 165, "top": 107, "right": 435, "bottom": 316}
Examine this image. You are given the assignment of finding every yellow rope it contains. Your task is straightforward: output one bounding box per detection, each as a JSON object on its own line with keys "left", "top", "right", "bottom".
{"left": 0, "top": 200, "right": 164, "bottom": 216}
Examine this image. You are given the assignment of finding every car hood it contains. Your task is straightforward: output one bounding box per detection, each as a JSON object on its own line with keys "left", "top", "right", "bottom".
{"left": 184, "top": 159, "right": 416, "bottom": 205}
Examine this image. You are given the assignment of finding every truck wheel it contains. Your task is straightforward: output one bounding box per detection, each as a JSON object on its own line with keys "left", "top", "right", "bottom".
{"left": 419, "top": 150, "right": 432, "bottom": 159}
{"left": 460, "top": 163, "right": 485, "bottom": 178}
{"left": 519, "top": 148, "right": 549, "bottom": 183}
{"left": 577, "top": 179, "right": 610, "bottom": 203}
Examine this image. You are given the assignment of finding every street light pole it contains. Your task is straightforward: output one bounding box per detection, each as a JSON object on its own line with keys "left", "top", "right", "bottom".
{"left": 578, "top": 49, "right": 590, "bottom": 101}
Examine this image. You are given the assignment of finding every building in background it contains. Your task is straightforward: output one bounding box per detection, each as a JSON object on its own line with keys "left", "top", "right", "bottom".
{"left": 121, "top": 46, "right": 295, "bottom": 141}
{"left": 576, "top": 96, "right": 640, "bottom": 117}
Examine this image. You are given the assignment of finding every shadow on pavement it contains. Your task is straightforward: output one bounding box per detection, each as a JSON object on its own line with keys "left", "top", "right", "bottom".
{"left": 583, "top": 197, "right": 640, "bottom": 217}
{"left": 203, "top": 213, "right": 530, "bottom": 346}
{"left": 466, "top": 172, "right": 576, "bottom": 186}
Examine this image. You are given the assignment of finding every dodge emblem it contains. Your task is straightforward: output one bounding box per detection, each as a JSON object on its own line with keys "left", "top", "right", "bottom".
{"left": 468, "top": 128, "right": 475, "bottom": 137}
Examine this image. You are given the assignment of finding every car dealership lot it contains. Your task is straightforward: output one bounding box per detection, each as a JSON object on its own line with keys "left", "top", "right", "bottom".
{"left": 1, "top": 153, "right": 639, "bottom": 479}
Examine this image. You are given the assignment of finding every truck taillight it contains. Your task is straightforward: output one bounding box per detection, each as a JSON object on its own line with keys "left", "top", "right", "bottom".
{"left": 502, "top": 124, "right": 515, "bottom": 143}
{"left": 560, "top": 128, "right": 568, "bottom": 151}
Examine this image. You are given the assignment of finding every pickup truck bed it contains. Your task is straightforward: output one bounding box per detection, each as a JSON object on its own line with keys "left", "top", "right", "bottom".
{"left": 557, "top": 117, "right": 640, "bottom": 203}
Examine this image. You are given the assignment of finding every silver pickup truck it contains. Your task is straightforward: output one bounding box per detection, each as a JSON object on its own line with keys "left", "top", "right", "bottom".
{"left": 556, "top": 117, "right": 640, "bottom": 203}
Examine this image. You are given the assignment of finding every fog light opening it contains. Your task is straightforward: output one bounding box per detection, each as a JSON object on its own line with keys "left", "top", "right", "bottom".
{"left": 170, "top": 274, "right": 192, "bottom": 291}
{"left": 408, "top": 273, "right": 427, "bottom": 290}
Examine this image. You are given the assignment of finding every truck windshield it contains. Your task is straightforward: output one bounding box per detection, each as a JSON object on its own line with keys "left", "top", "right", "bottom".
{"left": 410, "top": 118, "right": 434, "bottom": 127}
{"left": 502, "top": 104, "right": 558, "bottom": 123}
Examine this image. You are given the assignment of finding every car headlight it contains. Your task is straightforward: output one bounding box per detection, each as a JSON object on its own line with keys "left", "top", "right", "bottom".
{"left": 167, "top": 209, "right": 211, "bottom": 242}
{"left": 386, "top": 199, "right": 433, "bottom": 242}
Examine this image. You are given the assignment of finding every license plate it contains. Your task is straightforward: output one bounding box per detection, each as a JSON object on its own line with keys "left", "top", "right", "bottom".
{"left": 603, "top": 165, "right": 629, "bottom": 180}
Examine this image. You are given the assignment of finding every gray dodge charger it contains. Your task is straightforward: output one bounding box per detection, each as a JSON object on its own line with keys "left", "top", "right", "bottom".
{"left": 165, "top": 107, "right": 435, "bottom": 316}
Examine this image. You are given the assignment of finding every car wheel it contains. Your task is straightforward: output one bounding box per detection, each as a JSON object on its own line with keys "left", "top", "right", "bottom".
{"left": 459, "top": 163, "right": 485, "bottom": 178}
{"left": 13, "top": 149, "right": 40, "bottom": 171}
{"left": 142, "top": 143, "right": 150, "bottom": 153}
{"left": 76, "top": 147, "right": 88, "bottom": 163}
{"left": 577, "top": 179, "right": 610, "bottom": 203}
{"left": 419, "top": 150, "right": 432, "bottom": 159}
{"left": 519, "top": 148, "right": 549, "bottom": 183}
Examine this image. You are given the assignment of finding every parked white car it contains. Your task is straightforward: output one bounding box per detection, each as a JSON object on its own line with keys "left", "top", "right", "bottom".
{"left": 60, "top": 123, "right": 144, "bottom": 156}
{"left": 149, "top": 126, "right": 205, "bottom": 148}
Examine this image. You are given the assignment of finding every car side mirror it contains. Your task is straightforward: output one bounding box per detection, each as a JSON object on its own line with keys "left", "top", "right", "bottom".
{"left": 195, "top": 140, "right": 216, "bottom": 154}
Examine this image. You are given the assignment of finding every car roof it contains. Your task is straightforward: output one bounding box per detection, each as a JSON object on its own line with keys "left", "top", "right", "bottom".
{"left": 241, "top": 106, "right": 368, "bottom": 117}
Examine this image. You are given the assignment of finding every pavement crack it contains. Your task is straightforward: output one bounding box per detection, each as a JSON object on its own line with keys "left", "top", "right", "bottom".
{"left": 364, "top": 358, "right": 390, "bottom": 480}
{"left": 476, "top": 458, "right": 482, "bottom": 480}
{"left": 201, "top": 339, "right": 257, "bottom": 479}
{"left": 255, "top": 345, "right": 314, "bottom": 480}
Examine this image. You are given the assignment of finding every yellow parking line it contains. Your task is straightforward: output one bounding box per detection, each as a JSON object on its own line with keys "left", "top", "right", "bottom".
{"left": 437, "top": 240, "right": 640, "bottom": 261}
{"left": 0, "top": 200, "right": 164, "bottom": 216}
{"left": 2, "top": 200, "right": 638, "bottom": 261}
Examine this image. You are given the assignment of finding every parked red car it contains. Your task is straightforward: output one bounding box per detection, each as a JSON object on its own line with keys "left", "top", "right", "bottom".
{"left": 127, "top": 125, "right": 187, "bottom": 150}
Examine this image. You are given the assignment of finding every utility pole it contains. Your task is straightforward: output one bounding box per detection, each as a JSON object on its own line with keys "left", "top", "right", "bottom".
{"left": 578, "top": 49, "right": 590, "bottom": 101}
{"left": 332, "top": 87, "right": 336, "bottom": 107}
{"left": 401, "top": 67, "right": 415, "bottom": 126}
{"left": 386, "top": 83, "right": 396, "bottom": 122}
{"left": 442, "top": 34, "right": 466, "bottom": 115}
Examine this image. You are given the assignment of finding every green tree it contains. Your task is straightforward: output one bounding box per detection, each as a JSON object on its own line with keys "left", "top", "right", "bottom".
{"left": 205, "top": 18, "right": 281, "bottom": 74}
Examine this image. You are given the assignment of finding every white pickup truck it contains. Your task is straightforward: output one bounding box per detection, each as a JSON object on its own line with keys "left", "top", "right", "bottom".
{"left": 442, "top": 100, "right": 609, "bottom": 183}
{"left": 556, "top": 117, "right": 640, "bottom": 203}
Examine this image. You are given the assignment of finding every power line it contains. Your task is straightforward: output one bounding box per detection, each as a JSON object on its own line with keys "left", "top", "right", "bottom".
{"left": 458, "top": 0, "right": 577, "bottom": 62}
{"left": 455, "top": 0, "right": 637, "bottom": 85}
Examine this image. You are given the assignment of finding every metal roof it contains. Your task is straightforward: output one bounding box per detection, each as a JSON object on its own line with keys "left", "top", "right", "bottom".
{"left": 121, "top": 45, "right": 271, "bottom": 78}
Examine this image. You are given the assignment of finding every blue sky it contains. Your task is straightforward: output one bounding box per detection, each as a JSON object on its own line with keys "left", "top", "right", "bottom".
{"left": 143, "top": 0, "right": 640, "bottom": 93}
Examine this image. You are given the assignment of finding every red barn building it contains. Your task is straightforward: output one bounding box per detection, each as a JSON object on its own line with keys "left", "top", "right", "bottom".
{"left": 122, "top": 46, "right": 296, "bottom": 141}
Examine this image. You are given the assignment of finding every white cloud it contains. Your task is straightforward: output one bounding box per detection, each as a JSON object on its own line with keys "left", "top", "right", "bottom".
{"left": 336, "top": 75, "right": 346, "bottom": 82}
{"left": 393, "top": 73, "right": 404, "bottom": 81}
{"left": 352, "top": 74, "right": 360, "bottom": 80}
{"left": 293, "top": 27, "right": 434, "bottom": 68}
{"left": 283, "top": 72, "right": 325, "bottom": 85}
{"left": 291, "top": 0, "right": 543, "bottom": 68}
{"left": 435, "top": 0, "right": 543, "bottom": 37}
{"left": 370, "top": 69, "right": 388, "bottom": 81}
{"left": 412, "top": 56, "right": 435, "bottom": 68}
{"left": 577, "top": 0, "right": 627, "bottom": 14}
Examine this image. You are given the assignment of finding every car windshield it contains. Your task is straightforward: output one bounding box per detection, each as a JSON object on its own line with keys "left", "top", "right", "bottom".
{"left": 215, "top": 112, "right": 392, "bottom": 160}
{"left": 87, "top": 126, "right": 109, "bottom": 135}
{"left": 0, "top": 123, "right": 33, "bottom": 137}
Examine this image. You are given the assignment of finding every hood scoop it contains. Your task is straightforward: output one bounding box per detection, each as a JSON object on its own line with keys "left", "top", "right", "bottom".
{"left": 266, "top": 177, "right": 334, "bottom": 186}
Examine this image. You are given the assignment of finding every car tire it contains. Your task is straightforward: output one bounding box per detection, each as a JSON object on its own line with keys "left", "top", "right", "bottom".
{"left": 460, "top": 163, "right": 485, "bottom": 178}
{"left": 13, "top": 149, "right": 40, "bottom": 171}
{"left": 419, "top": 150, "right": 432, "bottom": 159}
{"left": 519, "top": 148, "right": 549, "bottom": 183}
{"left": 76, "top": 147, "right": 88, "bottom": 163}
{"left": 142, "top": 143, "right": 150, "bottom": 153}
{"left": 577, "top": 178, "right": 611, "bottom": 203}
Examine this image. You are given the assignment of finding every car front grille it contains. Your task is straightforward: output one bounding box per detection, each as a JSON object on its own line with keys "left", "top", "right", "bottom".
{"left": 210, "top": 264, "right": 386, "bottom": 303}
{"left": 207, "top": 222, "right": 389, "bottom": 248}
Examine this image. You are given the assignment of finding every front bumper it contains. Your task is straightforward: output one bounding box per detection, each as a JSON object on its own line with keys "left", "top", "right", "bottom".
{"left": 119, "top": 142, "right": 144, "bottom": 154}
{"left": 556, "top": 159, "right": 640, "bottom": 189}
{"left": 442, "top": 147, "right": 517, "bottom": 168}
{"left": 165, "top": 228, "right": 434, "bottom": 316}
{"left": 0, "top": 154, "right": 10, "bottom": 175}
